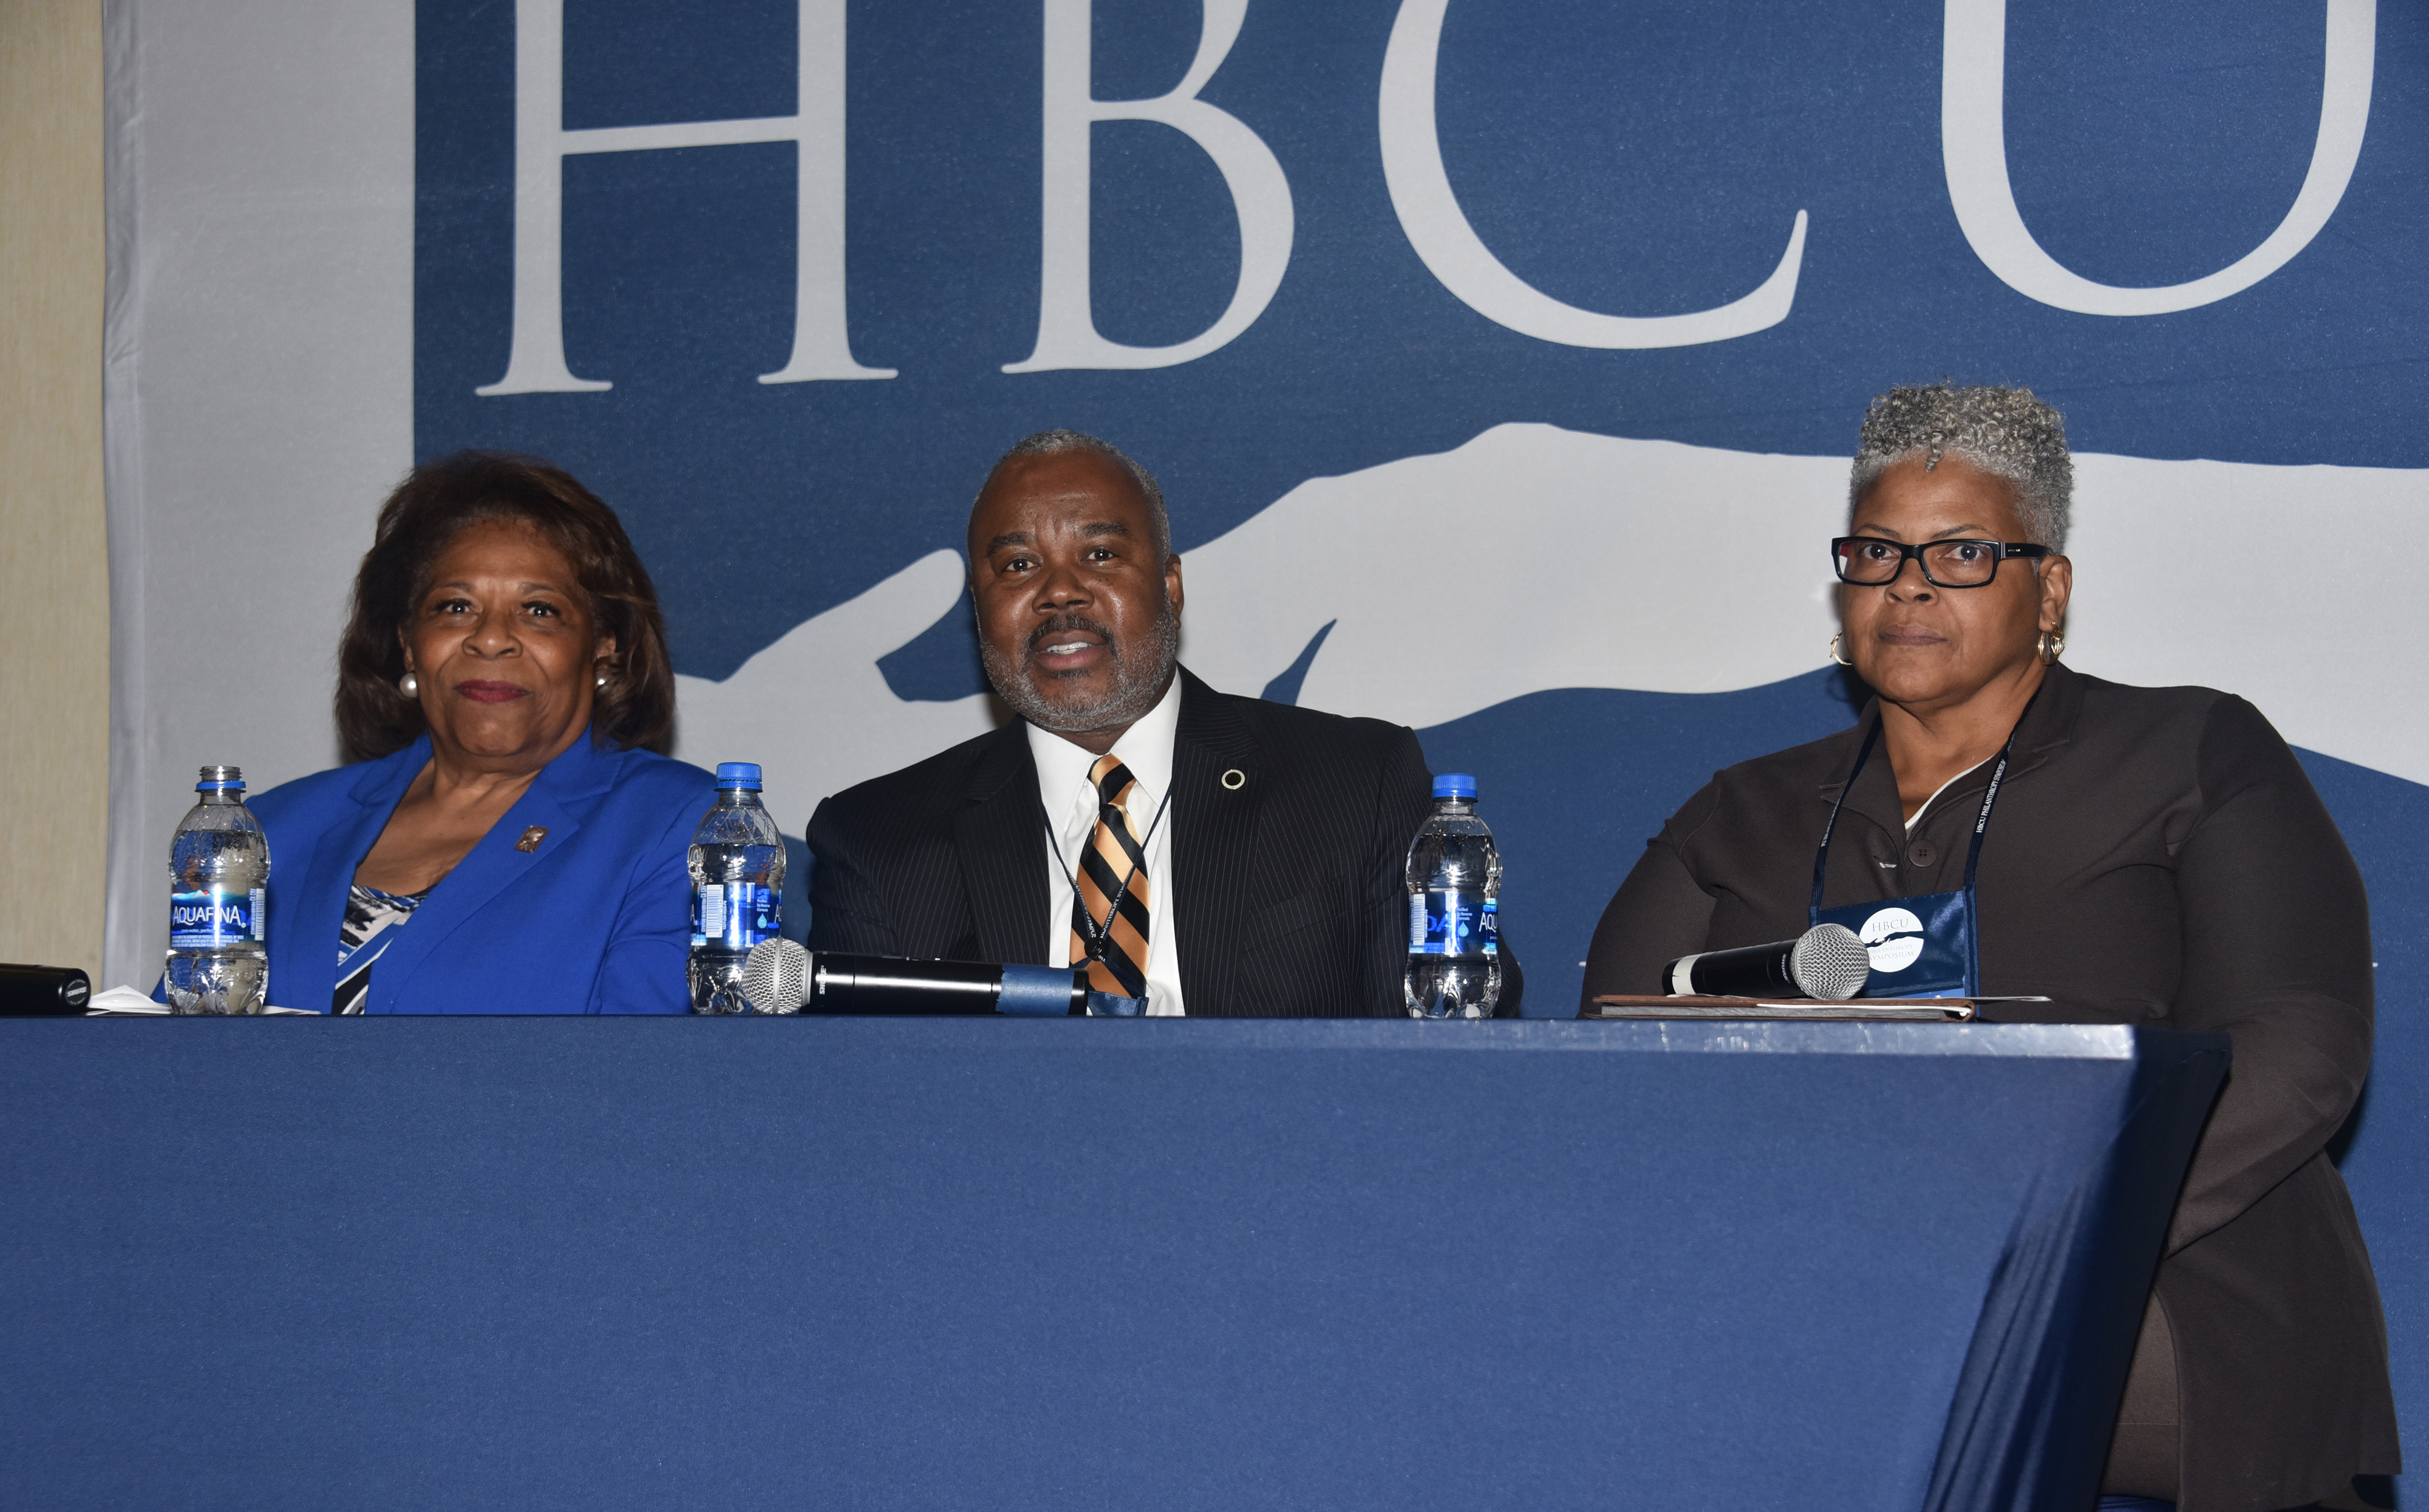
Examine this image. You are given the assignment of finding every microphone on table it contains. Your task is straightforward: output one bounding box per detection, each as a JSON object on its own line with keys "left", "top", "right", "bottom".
{"left": 741, "top": 939, "right": 1086, "bottom": 1016}
{"left": 0, "top": 963, "right": 94, "bottom": 1016}
{"left": 1663, "top": 923, "right": 1870, "bottom": 1001}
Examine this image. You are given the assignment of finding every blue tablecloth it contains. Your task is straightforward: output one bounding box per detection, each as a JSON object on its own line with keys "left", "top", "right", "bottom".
{"left": 0, "top": 1017, "right": 2222, "bottom": 1511}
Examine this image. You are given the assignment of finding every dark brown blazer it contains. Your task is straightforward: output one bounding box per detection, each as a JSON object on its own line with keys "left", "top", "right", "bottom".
{"left": 806, "top": 667, "right": 1522, "bottom": 1017}
{"left": 1582, "top": 662, "right": 2396, "bottom": 1512}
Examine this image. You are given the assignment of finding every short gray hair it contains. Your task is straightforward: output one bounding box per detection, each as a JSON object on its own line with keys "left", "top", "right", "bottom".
{"left": 1850, "top": 383, "right": 2073, "bottom": 550}
{"left": 983, "top": 429, "right": 1172, "bottom": 560}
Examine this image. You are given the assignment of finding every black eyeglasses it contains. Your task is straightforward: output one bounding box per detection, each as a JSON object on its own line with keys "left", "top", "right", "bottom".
{"left": 1831, "top": 537, "right": 2049, "bottom": 588}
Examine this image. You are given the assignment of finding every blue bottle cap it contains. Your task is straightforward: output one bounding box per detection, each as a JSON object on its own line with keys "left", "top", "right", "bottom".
{"left": 1433, "top": 773, "right": 1477, "bottom": 800}
{"left": 715, "top": 762, "right": 763, "bottom": 788}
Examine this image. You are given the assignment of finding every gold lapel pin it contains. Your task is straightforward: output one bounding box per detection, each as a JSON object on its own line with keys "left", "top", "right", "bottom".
{"left": 1220, "top": 769, "right": 1246, "bottom": 791}
{"left": 515, "top": 826, "right": 548, "bottom": 853}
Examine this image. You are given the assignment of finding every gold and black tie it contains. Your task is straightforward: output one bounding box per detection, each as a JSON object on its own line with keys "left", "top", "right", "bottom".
{"left": 1069, "top": 754, "right": 1151, "bottom": 1000}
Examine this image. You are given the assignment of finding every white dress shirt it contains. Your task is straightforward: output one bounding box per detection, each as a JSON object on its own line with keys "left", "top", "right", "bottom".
{"left": 1031, "top": 676, "right": 1185, "bottom": 1015}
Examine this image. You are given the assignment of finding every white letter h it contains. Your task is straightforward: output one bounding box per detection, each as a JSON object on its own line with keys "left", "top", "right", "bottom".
{"left": 477, "top": 0, "right": 892, "bottom": 396}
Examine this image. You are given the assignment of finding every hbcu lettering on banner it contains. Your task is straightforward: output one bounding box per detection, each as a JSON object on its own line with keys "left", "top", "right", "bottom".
{"left": 472, "top": 0, "right": 2375, "bottom": 397}
{"left": 692, "top": 884, "right": 780, "bottom": 952}
{"left": 169, "top": 888, "right": 266, "bottom": 948}
{"left": 1408, "top": 891, "right": 1499, "bottom": 958}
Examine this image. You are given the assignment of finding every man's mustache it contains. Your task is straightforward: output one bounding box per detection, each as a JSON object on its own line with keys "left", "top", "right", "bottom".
{"left": 1024, "top": 615, "right": 1121, "bottom": 661}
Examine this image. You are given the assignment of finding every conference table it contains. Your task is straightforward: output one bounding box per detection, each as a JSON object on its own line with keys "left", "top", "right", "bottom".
{"left": 0, "top": 1015, "right": 2223, "bottom": 1511}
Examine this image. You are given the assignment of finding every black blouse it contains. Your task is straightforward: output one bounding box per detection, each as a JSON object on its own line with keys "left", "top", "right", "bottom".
{"left": 1582, "top": 663, "right": 2396, "bottom": 1511}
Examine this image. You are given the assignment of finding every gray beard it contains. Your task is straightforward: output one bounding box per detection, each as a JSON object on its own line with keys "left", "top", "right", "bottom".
{"left": 982, "top": 604, "right": 1179, "bottom": 737}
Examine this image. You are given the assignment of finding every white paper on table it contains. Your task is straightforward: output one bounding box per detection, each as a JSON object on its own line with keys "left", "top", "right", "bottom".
{"left": 83, "top": 986, "right": 319, "bottom": 1016}
{"left": 86, "top": 986, "right": 169, "bottom": 1015}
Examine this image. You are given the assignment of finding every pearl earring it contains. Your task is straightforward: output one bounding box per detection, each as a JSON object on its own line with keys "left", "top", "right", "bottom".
{"left": 398, "top": 671, "right": 419, "bottom": 698}
{"left": 595, "top": 670, "right": 610, "bottom": 690}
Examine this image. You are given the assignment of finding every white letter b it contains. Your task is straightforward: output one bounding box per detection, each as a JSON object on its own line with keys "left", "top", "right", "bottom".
{"left": 1004, "top": 0, "right": 1296, "bottom": 373}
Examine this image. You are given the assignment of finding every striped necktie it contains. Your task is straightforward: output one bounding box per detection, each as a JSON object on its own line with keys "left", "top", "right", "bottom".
{"left": 1069, "top": 754, "right": 1151, "bottom": 1001}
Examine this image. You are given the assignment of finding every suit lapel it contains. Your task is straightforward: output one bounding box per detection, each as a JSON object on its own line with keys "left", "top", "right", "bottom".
{"left": 955, "top": 725, "right": 1049, "bottom": 965}
{"left": 366, "top": 737, "right": 600, "bottom": 1010}
{"left": 287, "top": 741, "right": 428, "bottom": 1013}
{"left": 1171, "top": 669, "right": 1263, "bottom": 1016}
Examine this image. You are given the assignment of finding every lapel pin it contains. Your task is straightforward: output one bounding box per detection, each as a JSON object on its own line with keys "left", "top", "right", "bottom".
{"left": 515, "top": 826, "right": 548, "bottom": 853}
{"left": 1220, "top": 769, "right": 1246, "bottom": 791}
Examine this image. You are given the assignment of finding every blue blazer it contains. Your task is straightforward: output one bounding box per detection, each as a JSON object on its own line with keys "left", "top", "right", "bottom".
{"left": 248, "top": 731, "right": 717, "bottom": 1013}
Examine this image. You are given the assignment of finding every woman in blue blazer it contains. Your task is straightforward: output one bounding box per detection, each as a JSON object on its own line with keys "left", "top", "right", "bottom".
{"left": 248, "top": 452, "right": 714, "bottom": 1014}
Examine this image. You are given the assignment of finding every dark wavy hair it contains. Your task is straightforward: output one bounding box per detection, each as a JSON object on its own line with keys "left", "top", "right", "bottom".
{"left": 335, "top": 451, "right": 676, "bottom": 762}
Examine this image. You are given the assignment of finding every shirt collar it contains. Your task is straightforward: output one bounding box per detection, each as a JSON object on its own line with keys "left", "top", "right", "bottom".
{"left": 1824, "top": 663, "right": 2083, "bottom": 835}
{"left": 1027, "top": 673, "right": 1183, "bottom": 818}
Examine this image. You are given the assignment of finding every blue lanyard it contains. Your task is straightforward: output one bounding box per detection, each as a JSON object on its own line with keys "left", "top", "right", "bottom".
{"left": 1810, "top": 689, "right": 2039, "bottom": 918}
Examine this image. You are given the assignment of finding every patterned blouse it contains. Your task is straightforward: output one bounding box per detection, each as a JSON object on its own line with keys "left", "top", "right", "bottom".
{"left": 334, "top": 884, "right": 432, "bottom": 1015}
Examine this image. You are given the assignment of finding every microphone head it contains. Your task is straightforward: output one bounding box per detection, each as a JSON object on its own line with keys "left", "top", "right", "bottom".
{"left": 1789, "top": 923, "right": 1871, "bottom": 1001}
{"left": 741, "top": 938, "right": 809, "bottom": 1014}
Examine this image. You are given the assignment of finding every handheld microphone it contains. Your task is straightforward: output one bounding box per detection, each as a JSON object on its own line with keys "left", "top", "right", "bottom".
{"left": 740, "top": 938, "right": 809, "bottom": 1014}
{"left": 0, "top": 963, "right": 93, "bottom": 1016}
{"left": 1663, "top": 924, "right": 1870, "bottom": 1001}
{"left": 741, "top": 939, "right": 1086, "bottom": 1016}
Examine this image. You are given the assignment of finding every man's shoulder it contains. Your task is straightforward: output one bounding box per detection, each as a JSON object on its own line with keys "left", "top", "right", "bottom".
{"left": 813, "top": 724, "right": 1020, "bottom": 835}
{"left": 1184, "top": 676, "right": 1415, "bottom": 763}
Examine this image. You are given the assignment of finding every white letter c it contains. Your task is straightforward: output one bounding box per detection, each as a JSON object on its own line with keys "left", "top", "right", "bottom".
{"left": 1377, "top": 0, "right": 1809, "bottom": 350}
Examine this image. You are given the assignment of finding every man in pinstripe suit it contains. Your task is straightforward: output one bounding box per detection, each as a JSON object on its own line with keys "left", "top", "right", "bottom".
{"left": 805, "top": 430, "right": 1522, "bottom": 1017}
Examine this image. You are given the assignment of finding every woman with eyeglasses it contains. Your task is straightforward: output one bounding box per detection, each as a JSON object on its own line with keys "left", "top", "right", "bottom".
{"left": 1581, "top": 384, "right": 2393, "bottom": 1512}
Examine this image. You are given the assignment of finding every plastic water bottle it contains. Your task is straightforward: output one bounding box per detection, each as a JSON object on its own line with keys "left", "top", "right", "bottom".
{"left": 1404, "top": 773, "right": 1502, "bottom": 1019}
{"left": 165, "top": 766, "right": 271, "bottom": 1014}
{"left": 688, "top": 763, "right": 785, "bottom": 1013}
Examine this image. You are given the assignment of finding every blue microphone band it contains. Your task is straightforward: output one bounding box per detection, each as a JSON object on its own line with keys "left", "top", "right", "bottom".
{"left": 998, "top": 964, "right": 1083, "bottom": 1016}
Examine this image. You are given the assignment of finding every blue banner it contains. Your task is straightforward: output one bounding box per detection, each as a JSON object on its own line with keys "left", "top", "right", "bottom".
{"left": 409, "top": 5, "right": 2428, "bottom": 1473}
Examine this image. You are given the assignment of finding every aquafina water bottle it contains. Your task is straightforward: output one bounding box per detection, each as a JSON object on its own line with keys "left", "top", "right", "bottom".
{"left": 688, "top": 763, "right": 785, "bottom": 1013}
{"left": 1404, "top": 773, "right": 1502, "bottom": 1018}
{"left": 165, "top": 766, "right": 270, "bottom": 1014}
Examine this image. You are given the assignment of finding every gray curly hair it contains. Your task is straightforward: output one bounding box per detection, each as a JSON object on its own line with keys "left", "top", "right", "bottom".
{"left": 982, "top": 429, "right": 1172, "bottom": 560}
{"left": 1850, "top": 383, "right": 2072, "bottom": 550}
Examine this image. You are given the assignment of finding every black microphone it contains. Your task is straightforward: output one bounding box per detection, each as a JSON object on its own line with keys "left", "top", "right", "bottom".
{"left": 0, "top": 963, "right": 93, "bottom": 1016}
{"left": 1663, "top": 924, "right": 1870, "bottom": 1001}
{"left": 741, "top": 940, "right": 1085, "bottom": 1016}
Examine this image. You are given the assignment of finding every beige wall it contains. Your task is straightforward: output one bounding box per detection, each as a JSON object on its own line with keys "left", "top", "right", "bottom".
{"left": 0, "top": 0, "right": 107, "bottom": 975}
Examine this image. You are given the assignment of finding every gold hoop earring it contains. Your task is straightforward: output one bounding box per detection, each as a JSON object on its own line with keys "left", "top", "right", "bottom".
{"left": 1828, "top": 633, "right": 1854, "bottom": 668}
{"left": 2038, "top": 630, "right": 2066, "bottom": 664}
{"left": 398, "top": 671, "right": 419, "bottom": 698}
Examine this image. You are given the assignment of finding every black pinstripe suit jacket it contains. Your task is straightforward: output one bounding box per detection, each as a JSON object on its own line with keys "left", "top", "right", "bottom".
{"left": 804, "top": 668, "right": 1522, "bottom": 1017}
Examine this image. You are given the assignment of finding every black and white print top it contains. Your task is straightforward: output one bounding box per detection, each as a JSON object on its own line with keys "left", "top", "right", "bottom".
{"left": 333, "top": 883, "right": 431, "bottom": 1015}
